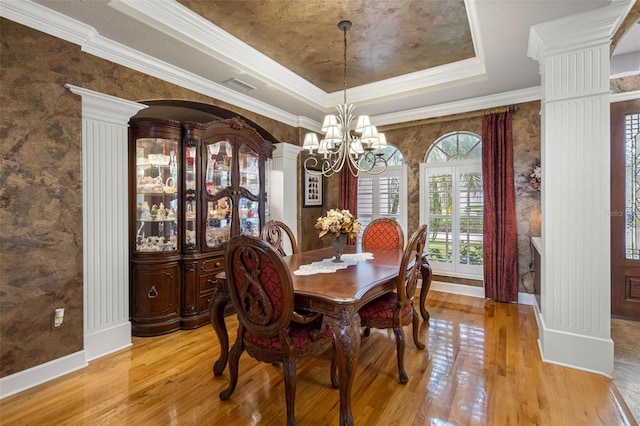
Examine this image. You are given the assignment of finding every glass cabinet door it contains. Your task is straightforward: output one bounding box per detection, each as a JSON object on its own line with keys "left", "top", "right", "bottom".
{"left": 184, "top": 145, "right": 197, "bottom": 249}
{"left": 239, "top": 197, "right": 259, "bottom": 236}
{"left": 135, "top": 137, "right": 179, "bottom": 253}
{"left": 204, "top": 140, "right": 233, "bottom": 249}
{"left": 239, "top": 144, "right": 260, "bottom": 195}
{"left": 206, "top": 196, "right": 232, "bottom": 248}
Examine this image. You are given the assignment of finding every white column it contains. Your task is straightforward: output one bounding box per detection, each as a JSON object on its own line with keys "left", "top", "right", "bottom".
{"left": 527, "top": 1, "right": 630, "bottom": 376}
{"left": 269, "top": 143, "right": 304, "bottom": 239}
{"left": 66, "top": 85, "right": 147, "bottom": 361}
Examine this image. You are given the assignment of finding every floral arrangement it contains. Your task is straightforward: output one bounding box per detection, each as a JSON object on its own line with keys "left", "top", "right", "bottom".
{"left": 527, "top": 161, "right": 541, "bottom": 191}
{"left": 314, "top": 208, "right": 361, "bottom": 240}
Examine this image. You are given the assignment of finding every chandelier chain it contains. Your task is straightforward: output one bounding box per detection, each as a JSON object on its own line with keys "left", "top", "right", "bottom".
{"left": 343, "top": 22, "right": 347, "bottom": 105}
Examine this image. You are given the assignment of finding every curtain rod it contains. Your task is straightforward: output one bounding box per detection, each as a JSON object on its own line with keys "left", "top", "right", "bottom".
{"left": 378, "top": 105, "right": 518, "bottom": 132}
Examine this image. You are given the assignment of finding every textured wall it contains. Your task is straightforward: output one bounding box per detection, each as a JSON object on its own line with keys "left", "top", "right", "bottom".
{"left": 0, "top": 19, "right": 299, "bottom": 378}
{"left": 1, "top": 19, "right": 84, "bottom": 377}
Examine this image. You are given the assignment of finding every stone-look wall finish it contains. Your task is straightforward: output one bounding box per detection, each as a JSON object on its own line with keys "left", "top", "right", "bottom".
{"left": 313, "top": 102, "right": 542, "bottom": 291}
{"left": 0, "top": 19, "right": 298, "bottom": 378}
{"left": 1, "top": 20, "right": 84, "bottom": 377}
{"left": 611, "top": 75, "right": 640, "bottom": 94}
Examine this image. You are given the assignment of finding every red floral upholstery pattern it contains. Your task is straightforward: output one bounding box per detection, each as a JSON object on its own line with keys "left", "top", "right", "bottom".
{"left": 359, "top": 292, "right": 412, "bottom": 321}
{"left": 245, "top": 320, "right": 332, "bottom": 351}
{"left": 362, "top": 219, "right": 404, "bottom": 250}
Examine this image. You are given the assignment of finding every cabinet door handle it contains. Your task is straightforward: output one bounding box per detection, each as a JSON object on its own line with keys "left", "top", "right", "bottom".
{"left": 148, "top": 286, "right": 158, "bottom": 299}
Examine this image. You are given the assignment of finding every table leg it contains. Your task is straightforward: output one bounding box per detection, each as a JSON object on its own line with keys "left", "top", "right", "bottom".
{"left": 419, "top": 255, "right": 432, "bottom": 321}
{"left": 210, "top": 281, "right": 230, "bottom": 376}
{"left": 326, "top": 307, "right": 360, "bottom": 426}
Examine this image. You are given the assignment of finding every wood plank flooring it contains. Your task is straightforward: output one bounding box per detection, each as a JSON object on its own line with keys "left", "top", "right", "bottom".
{"left": 0, "top": 291, "right": 636, "bottom": 425}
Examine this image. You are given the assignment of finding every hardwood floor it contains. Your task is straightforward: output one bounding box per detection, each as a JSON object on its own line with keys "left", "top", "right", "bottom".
{"left": 612, "top": 317, "right": 640, "bottom": 423}
{"left": 0, "top": 291, "right": 636, "bottom": 425}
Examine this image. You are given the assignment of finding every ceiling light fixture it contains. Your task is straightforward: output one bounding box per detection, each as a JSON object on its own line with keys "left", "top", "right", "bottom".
{"left": 302, "top": 20, "right": 388, "bottom": 177}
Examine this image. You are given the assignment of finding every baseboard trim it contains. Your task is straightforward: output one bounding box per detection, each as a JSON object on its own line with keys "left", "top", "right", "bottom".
{"left": 429, "top": 281, "right": 485, "bottom": 298}
{"left": 427, "top": 280, "right": 538, "bottom": 306}
{"left": 85, "top": 321, "right": 132, "bottom": 362}
{"left": 0, "top": 351, "right": 87, "bottom": 399}
{"left": 537, "top": 314, "right": 614, "bottom": 378}
{"left": 1, "top": 322, "right": 133, "bottom": 400}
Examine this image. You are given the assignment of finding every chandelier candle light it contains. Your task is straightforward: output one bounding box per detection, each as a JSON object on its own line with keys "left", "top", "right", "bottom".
{"left": 303, "top": 20, "right": 388, "bottom": 177}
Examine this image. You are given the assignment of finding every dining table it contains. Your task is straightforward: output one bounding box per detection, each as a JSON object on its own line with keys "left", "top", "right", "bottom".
{"left": 209, "top": 245, "right": 432, "bottom": 426}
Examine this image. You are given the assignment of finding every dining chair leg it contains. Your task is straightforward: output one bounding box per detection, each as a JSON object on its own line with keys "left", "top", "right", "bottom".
{"left": 393, "top": 323, "right": 409, "bottom": 384}
{"left": 282, "top": 358, "right": 297, "bottom": 426}
{"left": 412, "top": 310, "right": 425, "bottom": 350}
{"left": 220, "top": 335, "right": 243, "bottom": 400}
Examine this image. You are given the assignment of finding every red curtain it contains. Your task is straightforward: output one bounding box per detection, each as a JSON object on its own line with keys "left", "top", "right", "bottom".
{"left": 482, "top": 112, "right": 518, "bottom": 302}
{"left": 339, "top": 169, "right": 358, "bottom": 245}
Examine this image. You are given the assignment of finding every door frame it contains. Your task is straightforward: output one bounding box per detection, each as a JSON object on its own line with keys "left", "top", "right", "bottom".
{"left": 611, "top": 99, "right": 640, "bottom": 319}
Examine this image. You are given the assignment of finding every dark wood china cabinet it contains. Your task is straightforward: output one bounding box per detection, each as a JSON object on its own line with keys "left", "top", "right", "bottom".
{"left": 129, "top": 117, "right": 274, "bottom": 336}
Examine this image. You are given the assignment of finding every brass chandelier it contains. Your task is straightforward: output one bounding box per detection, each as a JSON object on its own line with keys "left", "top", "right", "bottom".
{"left": 302, "top": 20, "right": 388, "bottom": 177}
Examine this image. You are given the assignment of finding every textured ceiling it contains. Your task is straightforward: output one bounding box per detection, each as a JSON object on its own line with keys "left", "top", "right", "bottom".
{"left": 18, "top": 0, "right": 638, "bottom": 126}
{"left": 178, "top": 0, "right": 474, "bottom": 92}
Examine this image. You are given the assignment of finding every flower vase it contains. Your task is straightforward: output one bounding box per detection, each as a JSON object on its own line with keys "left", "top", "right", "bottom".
{"left": 332, "top": 233, "right": 348, "bottom": 263}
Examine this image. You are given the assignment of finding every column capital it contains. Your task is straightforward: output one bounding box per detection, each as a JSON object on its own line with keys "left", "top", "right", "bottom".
{"left": 528, "top": 0, "right": 631, "bottom": 61}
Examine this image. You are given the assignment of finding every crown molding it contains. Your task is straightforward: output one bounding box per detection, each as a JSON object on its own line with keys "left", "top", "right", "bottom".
{"left": 1, "top": 0, "right": 301, "bottom": 127}
{"left": 528, "top": 0, "right": 631, "bottom": 60}
{"left": 108, "top": 0, "right": 328, "bottom": 109}
{"left": 611, "top": 90, "right": 640, "bottom": 102}
{"left": 374, "top": 87, "right": 541, "bottom": 127}
{"left": 334, "top": 57, "right": 487, "bottom": 107}
{"left": 109, "top": 0, "right": 489, "bottom": 112}
{"left": 0, "top": 0, "right": 97, "bottom": 45}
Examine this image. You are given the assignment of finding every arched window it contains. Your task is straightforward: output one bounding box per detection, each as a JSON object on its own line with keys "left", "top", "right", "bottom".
{"left": 420, "top": 132, "right": 483, "bottom": 279}
{"left": 357, "top": 144, "right": 407, "bottom": 240}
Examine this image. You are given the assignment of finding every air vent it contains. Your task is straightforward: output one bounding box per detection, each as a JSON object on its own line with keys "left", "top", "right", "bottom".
{"left": 223, "top": 78, "right": 256, "bottom": 93}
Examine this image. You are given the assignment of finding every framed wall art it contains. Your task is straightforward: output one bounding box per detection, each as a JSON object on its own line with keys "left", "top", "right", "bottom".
{"left": 303, "top": 169, "right": 323, "bottom": 207}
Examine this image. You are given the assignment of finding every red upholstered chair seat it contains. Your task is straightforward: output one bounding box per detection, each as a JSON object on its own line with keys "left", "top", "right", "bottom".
{"left": 245, "top": 320, "right": 332, "bottom": 351}
{"left": 359, "top": 292, "right": 412, "bottom": 322}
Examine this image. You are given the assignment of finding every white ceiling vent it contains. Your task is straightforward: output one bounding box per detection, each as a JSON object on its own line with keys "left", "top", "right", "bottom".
{"left": 223, "top": 78, "right": 256, "bottom": 93}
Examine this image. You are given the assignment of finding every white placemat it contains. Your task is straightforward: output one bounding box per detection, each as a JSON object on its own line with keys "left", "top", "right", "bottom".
{"left": 293, "top": 252, "right": 374, "bottom": 275}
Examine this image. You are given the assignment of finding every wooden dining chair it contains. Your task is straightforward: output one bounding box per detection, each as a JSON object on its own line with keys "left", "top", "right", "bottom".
{"left": 261, "top": 220, "right": 299, "bottom": 256}
{"left": 220, "top": 235, "right": 334, "bottom": 426}
{"left": 361, "top": 217, "right": 405, "bottom": 250}
{"left": 357, "top": 224, "right": 427, "bottom": 384}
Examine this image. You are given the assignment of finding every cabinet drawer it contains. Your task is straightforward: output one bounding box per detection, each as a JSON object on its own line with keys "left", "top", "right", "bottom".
{"left": 199, "top": 291, "right": 215, "bottom": 313}
{"left": 200, "top": 257, "right": 224, "bottom": 273}
{"left": 200, "top": 274, "right": 223, "bottom": 292}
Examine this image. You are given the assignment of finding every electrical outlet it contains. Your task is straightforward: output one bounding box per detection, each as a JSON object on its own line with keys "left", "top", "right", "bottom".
{"left": 53, "top": 308, "right": 65, "bottom": 329}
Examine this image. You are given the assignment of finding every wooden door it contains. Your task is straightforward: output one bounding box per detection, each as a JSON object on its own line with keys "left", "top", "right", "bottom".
{"left": 611, "top": 100, "right": 640, "bottom": 319}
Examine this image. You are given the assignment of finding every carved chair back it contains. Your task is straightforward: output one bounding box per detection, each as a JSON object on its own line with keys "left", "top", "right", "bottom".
{"left": 261, "top": 220, "right": 299, "bottom": 257}
{"left": 397, "top": 224, "right": 427, "bottom": 306}
{"left": 225, "top": 235, "right": 294, "bottom": 339}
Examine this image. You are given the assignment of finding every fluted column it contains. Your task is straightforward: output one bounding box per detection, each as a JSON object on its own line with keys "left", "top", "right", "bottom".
{"left": 269, "top": 143, "right": 304, "bottom": 239}
{"left": 527, "top": 1, "right": 629, "bottom": 376}
{"left": 66, "top": 85, "right": 147, "bottom": 361}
